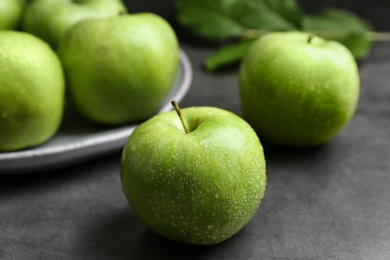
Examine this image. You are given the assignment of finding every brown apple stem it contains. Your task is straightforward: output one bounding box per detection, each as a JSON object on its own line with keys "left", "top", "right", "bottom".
{"left": 171, "top": 100, "right": 190, "bottom": 134}
{"left": 73, "top": 0, "right": 84, "bottom": 3}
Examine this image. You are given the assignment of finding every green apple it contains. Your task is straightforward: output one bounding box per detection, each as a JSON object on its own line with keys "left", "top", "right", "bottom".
{"left": 239, "top": 31, "right": 360, "bottom": 146}
{"left": 121, "top": 101, "right": 267, "bottom": 245}
{"left": 22, "top": 0, "right": 127, "bottom": 47}
{"left": 0, "top": 0, "right": 25, "bottom": 30}
{"left": 57, "top": 13, "right": 179, "bottom": 125}
{"left": 0, "top": 31, "right": 65, "bottom": 151}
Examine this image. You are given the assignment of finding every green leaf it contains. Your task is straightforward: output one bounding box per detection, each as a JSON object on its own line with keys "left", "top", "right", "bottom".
{"left": 204, "top": 38, "right": 257, "bottom": 71}
{"left": 263, "top": 0, "right": 302, "bottom": 26}
{"left": 175, "top": 0, "right": 303, "bottom": 40}
{"left": 302, "top": 8, "right": 373, "bottom": 59}
{"left": 230, "top": 0, "right": 302, "bottom": 31}
{"left": 175, "top": 0, "right": 246, "bottom": 40}
{"left": 337, "top": 33, "right": 372, "bottom": 59}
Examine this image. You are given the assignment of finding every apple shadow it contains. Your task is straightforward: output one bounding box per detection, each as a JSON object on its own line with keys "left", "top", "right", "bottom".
{"left": 262, "top": 141, "right": 332, "bottom": 163}
{"left": 83, "top": 208, "right": 245, "bottom": 260}
{"left": 260, "top": 140, "right": 340, "bottom": 190}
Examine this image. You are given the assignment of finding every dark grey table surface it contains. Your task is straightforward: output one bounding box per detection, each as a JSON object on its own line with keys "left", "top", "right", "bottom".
{"left": 1, "top": 1, "right": 390, "bottom": 259}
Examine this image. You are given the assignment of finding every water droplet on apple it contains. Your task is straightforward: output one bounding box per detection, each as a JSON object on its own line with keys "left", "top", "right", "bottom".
{"left": 200, "top": 139, "right": 209, "bottom": 147}
{"left": 207, "top": 225, "right": 214, "bottom": 230}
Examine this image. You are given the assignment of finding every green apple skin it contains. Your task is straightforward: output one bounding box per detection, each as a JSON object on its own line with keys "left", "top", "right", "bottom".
{"left": 22, "top": 0, "right": 127, "bottom": 47}
{"left": 0, "top": 31, "right": 65, "bottom": 152}
{"left": 57, "top": 13, "right": 179, "bottom": 125}
{"left": 239, "top": 32, "right": 360, "bottom": 147}
{"left": 121, "top": 107, "right": 267, "bottom": 245}
{"left": 0, "top": 0, "right": 25, "bottom": 30}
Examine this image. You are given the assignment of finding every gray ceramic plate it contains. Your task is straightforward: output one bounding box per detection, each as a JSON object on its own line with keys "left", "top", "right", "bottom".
{"left": 0, "top": 50, "right": 192, "bottom": 174}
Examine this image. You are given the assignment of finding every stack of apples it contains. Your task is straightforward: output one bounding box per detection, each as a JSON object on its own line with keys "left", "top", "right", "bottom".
{"left": 0, "top": 0, "right": 179, "bottom": 151}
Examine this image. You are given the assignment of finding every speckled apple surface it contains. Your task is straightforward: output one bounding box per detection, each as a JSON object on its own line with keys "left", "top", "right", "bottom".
{"left": 240, "top": 32, "right": 360, "bottom": 146}
{"left": 121, "top": 107, "right": 266, "bottom": 245}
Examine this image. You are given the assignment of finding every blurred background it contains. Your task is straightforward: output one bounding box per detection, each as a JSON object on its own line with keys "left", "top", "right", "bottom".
{"left": 124, "top": 0, "right": 390, "bottom": 31}
{"left": 121, "top": 0, "right": 390, "bottom": 116}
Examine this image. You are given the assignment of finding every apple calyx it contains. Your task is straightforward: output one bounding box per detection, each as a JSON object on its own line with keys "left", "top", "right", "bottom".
{"left": 73, "top": 0, "right": 85, "bottom": 4}
{"left": 171, "top": 100, "right": 190, "bottom": 134}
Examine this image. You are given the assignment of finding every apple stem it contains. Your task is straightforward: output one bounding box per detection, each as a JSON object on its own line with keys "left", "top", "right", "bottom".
{"left": 307, "top": 35, "right": 313, "bottom": 43}
{"left": 171, "top": 100, "right": 190, "bottom": 134}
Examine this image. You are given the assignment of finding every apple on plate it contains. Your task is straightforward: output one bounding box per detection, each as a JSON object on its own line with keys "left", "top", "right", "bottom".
{"left": 121, "top": 101, "right": 267, "bottom": 245}
{"left": 239, "top": 31, "right": 360, "bottom": 147}
{"left": 57, "top": 13, "right": 179, "bottom": 125}
{"left": 0, "top": 0, "right": 25, "bottom": 30}
{"left": 22, "top": 0, "right": 127, "bottom": 47}
{"left": 0, "top": 31, "right": 65, "bottom": 151}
